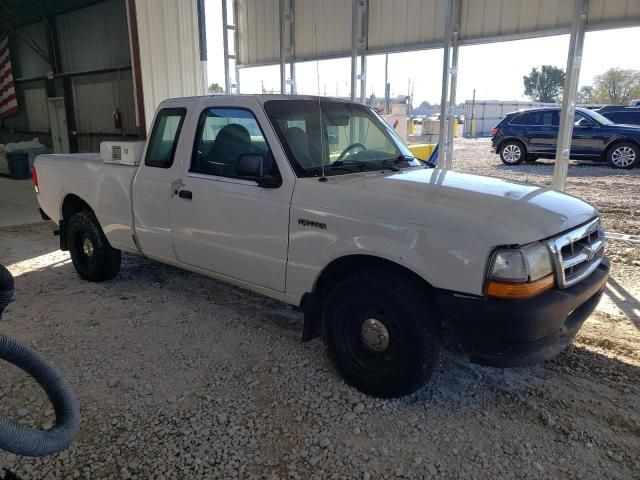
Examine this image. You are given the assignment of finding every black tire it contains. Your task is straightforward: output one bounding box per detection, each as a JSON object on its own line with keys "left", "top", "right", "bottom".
{"left": 606, "top": 142, "right": 639, "bottom": 169}
{"left": 500, "top": 140, "right": 525, "bottom": 165}
{"left": 67, "top": 211, "right": 121, "bottom": 282}
{"left": 323, "top": 270, "right": 442, "bottom": 398}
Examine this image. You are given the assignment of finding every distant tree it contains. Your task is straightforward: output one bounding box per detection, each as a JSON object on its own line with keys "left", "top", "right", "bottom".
{"left": 588, "top": 68, "right": 640, "bottom": 105}
{"left": 577, "top": 85, "right": 594, "bottom": 104}
{"left": 208, "top": 82, "right": 224, "bottom": 94}
{"left": 523, "top": 65, "right": 565, "bottom": 103}
{"left": 418, "top": 100, "right": 432, "bottom": 109}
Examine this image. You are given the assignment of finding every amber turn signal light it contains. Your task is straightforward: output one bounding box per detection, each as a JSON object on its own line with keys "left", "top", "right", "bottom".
{"left": 485, "top": 274, "right": 555, "bottom": 299}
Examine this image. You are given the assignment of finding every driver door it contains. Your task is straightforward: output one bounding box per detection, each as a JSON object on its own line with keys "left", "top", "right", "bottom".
{"left": 169, "top": 101, "right": 294, "bottom": 293}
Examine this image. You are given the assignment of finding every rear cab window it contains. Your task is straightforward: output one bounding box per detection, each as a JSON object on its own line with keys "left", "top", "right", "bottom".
{"left": 145, "top": 108, "right": 186, "bottom": 168}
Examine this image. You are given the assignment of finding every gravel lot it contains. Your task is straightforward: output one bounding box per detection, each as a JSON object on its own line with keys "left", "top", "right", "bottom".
{"left": 0, "top": 139, "right": 639, "bottom": 479}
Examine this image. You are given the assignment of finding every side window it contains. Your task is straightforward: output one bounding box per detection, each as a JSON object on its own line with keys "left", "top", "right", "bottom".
{"left": 541, "top": 111, "right": 555, "bottom": 126}
{"left": 574, "top": 113, "right": 593, "bottom": 127}
{"left": 191, "top": 108, "right": 270, "bottom": 178}
{"left": 524, "top": 112, "right": 541, "bottom": 125}
{"left": 510, "top": 113, "right": 528, "bottom": 125}
{"left": 145, "top": 108, "right": 186, "bottom": 168}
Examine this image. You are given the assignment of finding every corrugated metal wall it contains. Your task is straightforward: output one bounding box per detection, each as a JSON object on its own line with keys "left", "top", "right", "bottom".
{"left": 56, "top": 0, "right": 131, "bottom": 73}
{"left": 3, "top": 23, "right": 52, "bottom": 139}
{"left": 135, "top": 0, "right": 208, "bottom": 131}
{"left": 72, "top": 70, "right": 136, "bottom": 134}
{"left": 237, "top": 0, "right": 280, "bottom": 66}
{"left": 0, "top": 0, "right": 138, "bottom": 153}
{"left": 295, "top": 0, "right": 353, "bottom": 61}
{"left": 1, "top": 80, "right": 50, "bottom": 133}
{"left": 10, "top": 21, "right": 50, "bottom": 79}
{"left": 237, "top": 0, "right": 640, "bottom": 66}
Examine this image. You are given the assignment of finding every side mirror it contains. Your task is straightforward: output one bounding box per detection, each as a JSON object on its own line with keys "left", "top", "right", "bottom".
{"left": 236, "top": 153, "right": 281, "bottom": 188}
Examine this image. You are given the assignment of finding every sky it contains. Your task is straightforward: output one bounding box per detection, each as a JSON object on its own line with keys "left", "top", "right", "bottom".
{"left": 205, "top": 1, "right": 640, "bottom": 105}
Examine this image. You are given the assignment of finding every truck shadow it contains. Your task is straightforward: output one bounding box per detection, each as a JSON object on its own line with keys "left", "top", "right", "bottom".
{"left": 605, "top": 276, "right": 640, "bottom": 330}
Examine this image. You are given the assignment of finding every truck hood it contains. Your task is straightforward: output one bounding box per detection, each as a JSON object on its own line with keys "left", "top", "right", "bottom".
{"left": 300, "top": 168, "right": 597, "bottom": 246}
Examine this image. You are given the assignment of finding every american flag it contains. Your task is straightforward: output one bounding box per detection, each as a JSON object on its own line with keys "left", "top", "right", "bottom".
{"left": 0, "top": 35, "right": 18, "bottom": 118}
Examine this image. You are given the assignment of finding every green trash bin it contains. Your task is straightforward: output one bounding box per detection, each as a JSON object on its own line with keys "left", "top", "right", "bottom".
{"left": 6, "top": 152, "right": 31, "bottom": 180}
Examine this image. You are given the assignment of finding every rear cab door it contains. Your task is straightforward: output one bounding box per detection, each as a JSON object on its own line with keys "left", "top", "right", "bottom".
{"left": 513, "top": 110, "right": 558, "bottom": 155}
{"left": 132, "top": 100, "right": 193, "bottom": 263}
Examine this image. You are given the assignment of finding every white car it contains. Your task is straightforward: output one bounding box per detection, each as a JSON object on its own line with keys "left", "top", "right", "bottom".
{"left": 33, "top": 95, "right": 609, "bottom": 397}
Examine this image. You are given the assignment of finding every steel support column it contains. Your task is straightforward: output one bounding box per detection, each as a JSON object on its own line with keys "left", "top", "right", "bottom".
{"left": 437, "top": 0, "right": 452, "bottom": 166}
{"left": 552, "top": 0, "right": 589, "bottom": 191}
{"left": 280, "top": 0, "right": 294, "bottom": 94}
{"left": 444, "top": 0, "right": 461, "bottom": 169}
{"left": 289, "top": 0, "right": 296, "bottom": 94}
{"left": 350, "top": 0, "right": 358, "bottom": 101}
{"left": 222, "top": 0, "right": 231, "bottom": 93}
{"left": 384, "top": 53, "right": 389, "bottom": 114}
{"left": 360, "top": 55, "right": 367, "bottom": 103}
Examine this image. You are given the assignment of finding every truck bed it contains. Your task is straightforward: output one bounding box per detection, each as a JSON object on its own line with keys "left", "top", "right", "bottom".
{"left": 34, "top": 153, "right": 138, "bottom": 253}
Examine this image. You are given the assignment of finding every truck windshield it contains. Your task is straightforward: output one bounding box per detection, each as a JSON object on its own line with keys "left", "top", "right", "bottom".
{"left": 264, "top": 99, "right": 419, "bottom": 177}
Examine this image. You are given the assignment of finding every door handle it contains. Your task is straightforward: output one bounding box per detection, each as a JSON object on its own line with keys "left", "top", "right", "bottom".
{"left": 177, "top": 190, "right": 193, "bottom": 200}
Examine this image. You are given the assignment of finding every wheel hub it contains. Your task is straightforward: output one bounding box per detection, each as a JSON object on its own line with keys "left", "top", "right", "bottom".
{"left": 361, "top": 318, "right": 390, "bottom": 352}
{"left": 612, "top": 147, "right": 635, "bottom": 167}
{"left": 82, "top": 238, "right": 94, "bottom": 257}
{"left": 503, "top": 144, "right": 521, "bottom": 163}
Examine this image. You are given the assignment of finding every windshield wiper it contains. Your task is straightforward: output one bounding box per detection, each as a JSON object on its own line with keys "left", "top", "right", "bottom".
{"left": 382, "top": 154, "right": 437, "bottom": 169}
{"left": 328, "top": 159, "right": 366, "bottom": 172}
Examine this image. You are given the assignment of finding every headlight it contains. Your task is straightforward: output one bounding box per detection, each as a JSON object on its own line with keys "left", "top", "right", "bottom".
{"left": 486, "top": 243, "right": 554, "bottom": 299}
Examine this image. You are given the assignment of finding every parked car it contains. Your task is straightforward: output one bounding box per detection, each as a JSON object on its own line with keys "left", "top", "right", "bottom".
{"left": 597, "top": 107, "right": 640, "bottom": 127}
{"left": 34, "top": 95, "right": 609, "bottom": 398}
{"left": 491, "top": 107, "right": 640, "bottom": 168}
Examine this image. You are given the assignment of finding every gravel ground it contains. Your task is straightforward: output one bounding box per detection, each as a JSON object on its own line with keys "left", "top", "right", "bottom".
{"left": 0, "top": 139, "right": 639, "bottom": 479}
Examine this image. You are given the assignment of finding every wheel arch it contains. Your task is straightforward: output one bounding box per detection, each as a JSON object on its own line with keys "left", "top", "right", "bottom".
{"left": 500, "top": 136, "right": 527, "bottom": 153}
{"left": 301, "top": 254, "right": 435, "bottom": 341}
{"left": 605, "top": 137, "right": 640, "bottom": 158}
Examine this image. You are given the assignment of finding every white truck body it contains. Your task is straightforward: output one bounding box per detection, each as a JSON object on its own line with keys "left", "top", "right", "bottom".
{"left": 33, "top": 94, "right": 609, "bottom": 397}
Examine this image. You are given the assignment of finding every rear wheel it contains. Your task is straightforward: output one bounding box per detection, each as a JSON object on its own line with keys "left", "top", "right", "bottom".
{"left": 500, "top": 141, "right": 525, "bottom": 165}
{"left": 607, "top": 142, "right": 639, "bottom": 169}
{"left": 323, "top": 270, "right": 442, "bottom": 398}
{"left": 67, "top": 211, "right": 121, "bottom": 282}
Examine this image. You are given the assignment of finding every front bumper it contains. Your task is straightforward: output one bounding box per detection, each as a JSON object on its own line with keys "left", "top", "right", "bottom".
{"left": 435, "top": 257, "right": 609, "bottom": 367}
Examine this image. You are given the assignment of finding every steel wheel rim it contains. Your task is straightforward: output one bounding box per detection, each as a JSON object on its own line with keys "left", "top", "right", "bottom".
{"left": 73, "top": 231, "right": 97, "bottom": 270}
{"left": 503, "top": 144, "right": 521, "bottom": 163}
{"left": 612, "top": 146, "right": 635, "bottom": 167}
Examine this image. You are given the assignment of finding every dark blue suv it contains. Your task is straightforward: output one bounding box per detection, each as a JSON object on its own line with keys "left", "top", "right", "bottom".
{"left": 491, "top": 107, "right": 640, "bottom": 169}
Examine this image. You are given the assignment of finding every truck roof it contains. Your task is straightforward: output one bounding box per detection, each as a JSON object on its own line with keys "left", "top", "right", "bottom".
{"left": 159, "top": 94, "right": 358, "bottom": 108}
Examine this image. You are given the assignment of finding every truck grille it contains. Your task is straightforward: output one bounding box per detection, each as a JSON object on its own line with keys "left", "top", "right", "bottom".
{"left": 547, "top": 218, "right": 605, "bottom": 288}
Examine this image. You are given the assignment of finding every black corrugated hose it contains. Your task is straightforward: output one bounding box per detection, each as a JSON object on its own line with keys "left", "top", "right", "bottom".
{"left": 0, "top": 264, "right": 80, "bottom": 457}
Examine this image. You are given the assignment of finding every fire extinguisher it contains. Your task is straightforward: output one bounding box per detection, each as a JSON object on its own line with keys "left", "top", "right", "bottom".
{"left": 113, "top": 108, "right": 122, "bottom": 130}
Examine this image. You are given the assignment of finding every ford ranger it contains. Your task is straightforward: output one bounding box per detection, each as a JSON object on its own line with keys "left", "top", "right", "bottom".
{"left": 33, "top": 95, "right": 609, "bottom": 397}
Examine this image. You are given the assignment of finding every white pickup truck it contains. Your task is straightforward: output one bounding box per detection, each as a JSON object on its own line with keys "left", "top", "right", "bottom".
{"left": 34, "top": 95, "right": 609, "bottom": 397}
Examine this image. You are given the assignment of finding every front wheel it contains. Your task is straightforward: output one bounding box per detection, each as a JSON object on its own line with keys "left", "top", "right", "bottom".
{"left": 323, "top": 270, "right": 442, "bottom": 398}
{"left": 607, "top": 142, "right": 639, "bottom": 169}
{"left": 500, "top": 141, "right": 525, "bottom": 165}
{"left": 67, "top": 211, "right": 121, "bottom": 282}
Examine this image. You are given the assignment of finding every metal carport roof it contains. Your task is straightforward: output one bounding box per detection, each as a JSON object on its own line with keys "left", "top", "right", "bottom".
{"left": 235, "top": 0, "right": 640, "bottom": 67}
